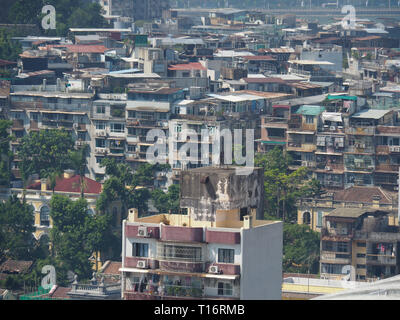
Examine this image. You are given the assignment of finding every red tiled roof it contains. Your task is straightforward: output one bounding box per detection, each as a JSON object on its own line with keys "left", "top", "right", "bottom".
{"left": 49, "top": 286, "right": 71, "bottom": 299}
{"left": 0, "top": 260, "right": 33, "bottom": 274}
{"left": 353, "top": 36, "right": 382, "bottom": 41}
{"left": 0, "top": 59, "right": 17, "bottom": 67}
{"left": 28, "top": 175, "right": 102, "bottom": 194}
{"left": 168, "top": 62, "right": 206, "bottom": 71}
{"left": 101, "top": 261, "right": 122, "bottom": 275}
{"left": 332, "top": 186, "right": 394, "bottom": 204}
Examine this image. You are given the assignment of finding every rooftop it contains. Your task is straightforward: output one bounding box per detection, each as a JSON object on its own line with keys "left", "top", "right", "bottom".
{"left": 27, "top": 175, "right": 102, "bottom": 195}
{"left": 351, "top": 109, "right": 391, "bottom": 120}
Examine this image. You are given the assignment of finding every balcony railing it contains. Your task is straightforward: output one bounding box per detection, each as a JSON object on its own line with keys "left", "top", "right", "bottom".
{"left": 366, "top": 254, "right": 396, "bottom": 265}
{"left": 345, "top": 127, "right": 375, "bottom": 135}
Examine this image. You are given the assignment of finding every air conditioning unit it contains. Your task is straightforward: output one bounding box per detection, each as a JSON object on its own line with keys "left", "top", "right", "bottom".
{"left": 73, "top": 123, "right": 78, "bottom": 129}
{"left": 96, "top": 131, "right": 106, "bottom": 137}
{"left": 209, "top": 266, "right": 219, "bottom": 274}
{"left": 136, "top": 260, "right": 147, "bottom": 269}
{"left": 137, "top": 226, "right": 149, "bottom": 237}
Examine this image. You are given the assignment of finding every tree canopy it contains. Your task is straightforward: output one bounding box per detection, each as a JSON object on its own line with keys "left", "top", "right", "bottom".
{"left": 151, "top": 184, "right": 181, "bottom": 214}
{"left": 17, "top": 129, "right": 75, "bottom": 182}
{"left": 0, "top": 195, "right": 35, "bottom": 260}
{"left": 283, "top": 223, "right": 320, "bottom": 274}
{"left": 50, "top": 194, "right": 111, "bottom": 280}
{"left": 3, "top": 0, "right": 108, "bottom": 36}
{"left": 255, "top": 147, "right": 321, "bottom": 222}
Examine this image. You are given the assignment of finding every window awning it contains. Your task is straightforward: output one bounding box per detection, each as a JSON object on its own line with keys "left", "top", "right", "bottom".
{"left": 321, "top": 112, "right": 342, "bottom": 123}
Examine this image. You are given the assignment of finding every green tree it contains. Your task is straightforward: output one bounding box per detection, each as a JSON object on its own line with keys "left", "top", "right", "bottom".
{"left": 0, "top": 120, "right": 12, "bottom": 186}
{"left": 17, "top": 129, "right": 75, "bottom": 182}
{"left": 69, "top": 144, "right": 89, "bottom": 198}
{"left": 151, "top": 184, "right": 181, "bottom": 214}
{"left": 50, "top": 194, "right": 110, "bottom": 280}
{"left": 283, "top": 223, "right": 320, "bottom": 274}
{"left": 0, "top": 195, "right": 35, "bottom": 260}
{"left": 255, "top": 147, "right": 320, "bottom": 222}
{"left": 0, "top": 30, "right": 22, "bottom": 62}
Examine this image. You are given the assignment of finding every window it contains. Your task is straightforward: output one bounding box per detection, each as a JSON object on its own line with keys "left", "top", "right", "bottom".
{"left": 110, "top": 123, "right": 125, "bottom": 133}
{"left": 128, "top": 127, "right": 136, "bottom": 135}
{"left": 217, "top": 282, "right": 233, "bottom": 296}
{"left": 96, "top": 106, "right": 105, "bottom": 114}
{"left": 317, "top": 212, "right": 323, "bottom": 228}
{"left": 357, "top": 253, "right": 366, "bottom": 258}
{"left": 96, "top": 139, "right": 105, "bottom": 148}
{"left": 175, "top": 124, "right": 182, "bottom": 133}
{"left": 337, "top": 242, "right": 349, "bottom": 253}
{"left": 132, "top": 243, "right": 149, "bottom": 257}
{"left": 31, "top": 113, "right": 39, "bottom": 121}
{"left": 303, "top": 212, "right": 311, "bottom": 225}
{"left": 239, "top": 207, "right": 247, "bottom": 221}
{"left": 96, "top": 157, "right": 103, "bottom": 164}
{"left": 305, "top": 115, "right": 314, "bottom": 124}
{"left": 357, "top": 242, "right": 366, "bottom": 247}
{"left": 95, "top": 121, "right": 106, "bottom": 130}
{"left": 40, "top": 206, "right": 50, "bottom": 226}
{"left": 305, "top": 135, "right": 314, "bottom": 143}
{"left": 78, "top": 132, "right": 86, "bottom": 141}
{"left": 158, "top": 244, "right": 202, "bottom": 261}
{"left": 128, "top": 110, "right": 136, "bottom": 118}
{"left": 218, "top": 249, "right": 234, "bottom": 264}
{"left": 357, "top": 264, "right": 366, "bottom": 269}
{"left": 127, "top": 145, "right": 136, "bottom": 152}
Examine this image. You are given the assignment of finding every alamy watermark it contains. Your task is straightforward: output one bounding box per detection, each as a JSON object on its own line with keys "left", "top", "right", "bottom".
{"left": 145, "top": 122, "right": 255, "bottom": 175}
{"left": 41, "top": 5, "right": 56, "bottom": 30}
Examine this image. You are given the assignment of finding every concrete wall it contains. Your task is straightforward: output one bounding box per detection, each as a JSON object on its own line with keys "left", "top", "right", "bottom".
{"left": 240, "top": 221, "right": 283, "bottom": 300}
{"left": 180, "top": 167, "right": 265, "bottom": 222}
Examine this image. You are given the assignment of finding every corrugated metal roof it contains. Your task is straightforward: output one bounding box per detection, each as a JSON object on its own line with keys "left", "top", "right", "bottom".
{"left": 351, "top": 109, "right": 391, "bottom": 119}
{"left": 295, "top": 105, "right": 326, "bottom": 116}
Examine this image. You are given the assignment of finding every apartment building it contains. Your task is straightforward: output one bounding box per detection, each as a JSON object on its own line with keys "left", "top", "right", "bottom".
{"left": 297, "top": 185, "right": 397, "bottom": 232}
{"left": 9, "top": 88, "right": 94, "bottom": 179}
{"left": 120, "top": 166, "right": 282, "bottom": 300}
{"left": 320, "top": 207, "right": 400, "bottom": 281}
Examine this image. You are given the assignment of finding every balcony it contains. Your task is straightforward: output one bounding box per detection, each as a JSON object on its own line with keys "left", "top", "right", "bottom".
{"left": 389, "top": 145, "right": 400, "bottom": 153}
{"left": 345, "top": 145, "right": 375, "bottom": 154}
{"left": 316, "top": 163, "right": 344, "bottom": 172}
{"left": 12, "top": 119, "right": 24, "bottom": 130}
{"left": 375, "top": 164, "right": 399, "bottom": 173}
{"left": 376, "top": 145, "right": 390, "bottom": 154}
{"left": 159, "top": 261, "right": 204, "bottom": 273}
{"left": 124, "top": 257, "right": 159, "bottom": 269}
{"left": 76, "top": 123, "right": 87, "bottom": 131}
{"left": 287, "top": 142, "right": 316, "bottom": 152}
{"left": 320, "top": 251, "right": 351, "bottom": 264}
{"left": 160, "top": 225, "right": 203, "bottom": 243}
{"left": 206, "top": 230, "right": 240, "bottom": 245}
{"left": 29, "top": 120, "right": 39, "bottom": 131}
{"left": 366, "top": 254, "right": 396, "bottom": 265}
{"left": 345, "top": 164, "right": 375, "bottom": 172}
{"left": 345, "top": 127, "right": 375, "bottom": 136}
{"left": 125, "top": 224, "right": 160, "bottom": 239}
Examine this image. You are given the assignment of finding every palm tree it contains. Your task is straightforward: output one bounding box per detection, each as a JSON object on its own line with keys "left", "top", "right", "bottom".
{"left": 69, "top": 144, "right": 89, "bottom": 198}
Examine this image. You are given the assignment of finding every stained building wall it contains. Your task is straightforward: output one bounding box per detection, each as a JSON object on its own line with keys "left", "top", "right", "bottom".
{"left": 180, "top": 166, "right": 265, "bottom": 222}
